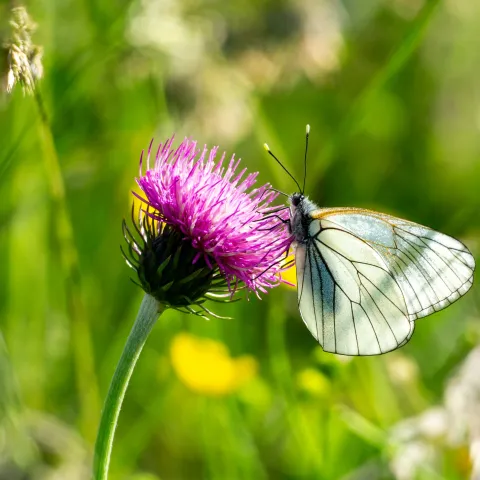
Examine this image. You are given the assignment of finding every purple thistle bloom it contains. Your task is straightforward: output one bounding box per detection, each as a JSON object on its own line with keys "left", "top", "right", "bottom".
{"left": 132, "top": 136, "right": 292, "bottom": 301}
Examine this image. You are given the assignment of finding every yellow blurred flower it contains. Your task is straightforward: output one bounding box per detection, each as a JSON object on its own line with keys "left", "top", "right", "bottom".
{"left": 170, "top": 333, "right": 258, "bottom": 396}
{"left": 281, "top": 254, "right": 296, "bottom": 288}
{"left": 130, "top": 178, "right": 144, "bottom": 219}
{"left": 296, "top": 367, "right": 330, "bottom": 398}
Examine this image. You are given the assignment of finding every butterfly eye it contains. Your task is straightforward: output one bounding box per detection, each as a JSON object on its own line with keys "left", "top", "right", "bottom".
{"left": 291, "top": 193, "right": 303, "bottom": 207}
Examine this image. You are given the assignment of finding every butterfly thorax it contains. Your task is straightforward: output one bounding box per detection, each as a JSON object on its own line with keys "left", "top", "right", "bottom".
{"left": 289, "top": 193, "right": 319, "bottom": 244}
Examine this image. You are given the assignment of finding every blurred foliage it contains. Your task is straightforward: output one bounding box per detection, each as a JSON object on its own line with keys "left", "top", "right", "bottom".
{"left": 1, "top": 0, "right": 480, "bottom": 478}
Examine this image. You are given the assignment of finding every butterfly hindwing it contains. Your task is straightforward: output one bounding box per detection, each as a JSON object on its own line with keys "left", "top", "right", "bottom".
{"left": 296, "top": 220, "right": 414, "bottom": 355}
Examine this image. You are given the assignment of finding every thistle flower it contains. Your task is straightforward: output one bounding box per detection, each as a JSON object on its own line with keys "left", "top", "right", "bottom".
{"left": 94, "top": 136, "right": 291, "bottom": 479}
{"left": 123, "top": 136, "right": 292, "bottom": 317}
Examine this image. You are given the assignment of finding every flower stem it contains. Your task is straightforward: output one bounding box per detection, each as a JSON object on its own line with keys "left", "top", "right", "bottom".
{"left": 93, "top": 294, "right": 164, "bottom": 480}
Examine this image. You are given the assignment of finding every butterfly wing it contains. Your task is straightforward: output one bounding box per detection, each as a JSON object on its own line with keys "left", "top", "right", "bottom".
{"left": 296, "top": 208, "right": 475, "bottom": 355}
{"left": 317, "top": 208, "right": 475, "bottom": 321}
{"left": 296, "top": 227, "right": 414, "bottom": 355}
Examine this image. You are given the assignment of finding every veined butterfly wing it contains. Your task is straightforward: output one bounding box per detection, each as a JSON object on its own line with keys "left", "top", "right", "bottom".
{"left": 296, "top": 223, "right": 414, "bottom": 355}
{"left": 316, "top": 208, "right": 475, "bottom": 320}
{"left": 296, "top": 208, "right": 475, "bottom": 356}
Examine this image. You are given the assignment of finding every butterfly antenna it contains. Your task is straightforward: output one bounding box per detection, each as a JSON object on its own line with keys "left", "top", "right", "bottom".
{"left": 263, "top": 143, "right": 302, "bottom": 193}
{"left": 268, "top": 187, "right": 289, "bottom": 197}
{"left": 302, "top": 124, "right": 310, "bottom": 194}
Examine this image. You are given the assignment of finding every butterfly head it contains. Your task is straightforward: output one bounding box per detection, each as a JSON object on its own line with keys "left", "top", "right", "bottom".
{"left": 288, "top": 193, "right": 318, "bottom": 243}
{"left": 290, "top": 192, "right": 304, "bottom": 207}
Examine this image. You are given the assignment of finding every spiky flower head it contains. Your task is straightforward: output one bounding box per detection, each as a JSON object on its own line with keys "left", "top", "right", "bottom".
{"left": 123, "top": 136, "right": 292, "bottom": 318}
{"left": 2, "top": 6, "right": 43, "bottom": 95}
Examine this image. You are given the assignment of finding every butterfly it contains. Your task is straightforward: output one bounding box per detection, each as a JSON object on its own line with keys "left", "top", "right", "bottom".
{"left": 265, "top": 125, "right": 475, "bottom": 356}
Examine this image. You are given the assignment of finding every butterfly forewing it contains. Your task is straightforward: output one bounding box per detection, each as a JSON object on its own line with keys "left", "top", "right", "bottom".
{"left": 314, "top": 209, "right": 475, "bottom": 321}
{"left": 297, "top": 208, "right": 474, "bottom": 356}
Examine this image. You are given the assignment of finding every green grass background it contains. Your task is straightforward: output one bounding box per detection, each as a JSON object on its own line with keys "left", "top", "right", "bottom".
{"left": 1, "top": 0, "right": 479, "bottom": 478}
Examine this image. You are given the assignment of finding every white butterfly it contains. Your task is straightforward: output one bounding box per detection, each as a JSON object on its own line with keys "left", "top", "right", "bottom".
{"left": 265, "top": 127, "right": 475, "bottom": 356}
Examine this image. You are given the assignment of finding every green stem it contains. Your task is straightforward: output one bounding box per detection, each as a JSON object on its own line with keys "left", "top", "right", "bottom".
{"left": 93, "top": 294, "right": 164, "bottom": 480}
{"left": 34, "top": 88, "right": 101, "bottom": 440}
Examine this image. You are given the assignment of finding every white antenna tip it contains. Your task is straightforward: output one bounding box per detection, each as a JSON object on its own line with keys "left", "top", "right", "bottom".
{"left": 306, "top": 124, "right": 310, "bottom": 134}
{"left": 263, "top": 143, "right": 270, "bottom": 152}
